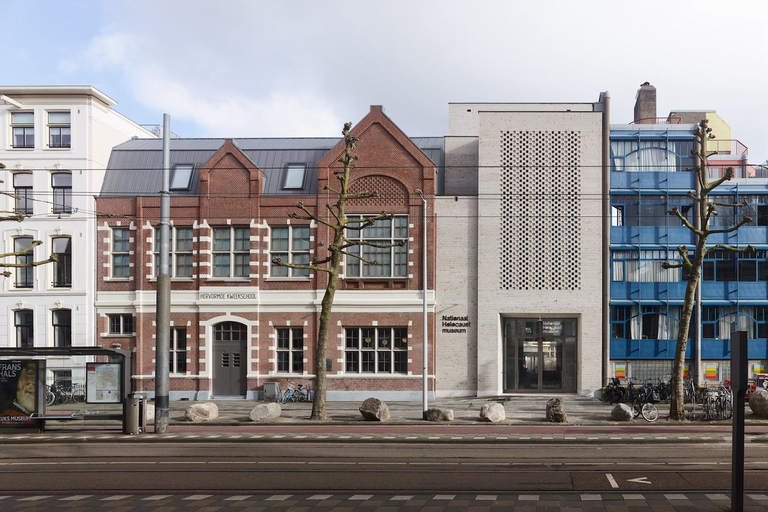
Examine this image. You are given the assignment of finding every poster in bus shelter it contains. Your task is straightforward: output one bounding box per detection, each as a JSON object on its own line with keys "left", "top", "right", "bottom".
{"left": 86, "top": 363, "right": 121, "bottom": 404}
{"left": 0, "top": 360, "right": 42, "bottom": 426}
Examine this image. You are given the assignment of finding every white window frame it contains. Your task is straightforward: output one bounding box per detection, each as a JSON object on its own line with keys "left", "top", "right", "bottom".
{"left": 345, "top": 215, "right": 408, "bottom": 278}
{"left": 51, "top": 171, "right": 72, "bottom": 214}
{"left": 107, "top": 314, "right": 134, "bottom": 335}
{"left": 344, "top": 327, "right": 408, "bottom": 374}
{"left": 13, "top": 172, "right": 33, "bottom": 214}
{"left": 154, "top": 226, "right": 194, "bottom": 278}
{"left": 269, "top": 225, "right": 310, "bottom": 277}
{"left": 276, "top": 327, "right": 304, "bottom": 374}
{"left": 111, "top": 227, "right": 131, "bottom": 278}
{"left": 212, "top": 226, "right": 250, "bottom": 278}
{"left": 169, "top": 327, "right": 187, "bottom": 374}
{"left": 14, "top": 236, "right": 34, "bottom": 288}
{"left": 11, "top": 111, "right": 34, "bottom": 148}
{"left": 47, "top": 111, "right": 71, "bottom": 148}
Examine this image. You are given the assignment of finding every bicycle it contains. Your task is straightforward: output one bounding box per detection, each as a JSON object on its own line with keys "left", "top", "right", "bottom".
{"left": 282, "top": 382, "right": 311, "bottom": 403}
{"left": 603, "top": 378, "right": 625, "bottom": 405}
{"left": 631, "top": 383, "right": 659, "bottom": 422}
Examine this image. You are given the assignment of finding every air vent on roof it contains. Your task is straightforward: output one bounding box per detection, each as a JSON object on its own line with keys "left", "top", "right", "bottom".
{"left": 131, "top": 136, "right": 139, "bottom": 140}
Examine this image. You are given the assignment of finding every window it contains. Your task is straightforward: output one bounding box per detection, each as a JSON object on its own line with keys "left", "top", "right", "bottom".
{"left": 53, "top": 370, "right": 72, "bottom": 389}
{"left": 610, "top": 139, "right": 694, "bottom": 173}
{"left": 169, "top": 328, "right": 187, "bottom": 374}
{"left": 212, "top": 227, "right": 249, "bottom": 278}
{"left": 11, "top": 112, "right": 34, "bottom": 148}
{"left": 53, "top": 309, "right": 71, "bottom": 348}
{"left": 276, "top": 327, "right": 304, "bottom": 373}
{"left": 13, "top": 173, "right": 33, "bottom": 214}
{"left": 346, "top": 215, "right": 408, "bottom": 278}
{"left": 270, "top": 226, "right": 310, "bottom": 277}
{"left": 154, "top": 226, "right": 194, "bottom": 277}
{"left": 15, "top": 237, "right": 34, "bottom": 288}
{"left": 52, "top": 237, "right": 71, "bottom": 287}
{"left": 15, "top": 310, "right": 34, "bottom": 348}
{"left": 283, "top": 164, "right": 306, "bottom": 189}
{"left": 611, "top": 250, "right": 681, "bottom": 282}
{"left": 170, "top": 164, "right": 193, "bottom": 190}
{"left": 52, "top": 172, "right": 72, "bottom": 214}
{"left": 111, "top": 228, "right": 131, "bottom": 278}
{"left": 48, "top": 112, "right": 71, "bottom": 148}
{"left": 611, "top": 205, "right": 624, "bottom": 227}
{"left": 345, "top": 327, "right": 408, "bottom": 374}
{"left": 108, "top": 314, "right": 134, "bottom": 335}
{"left": 611, "top": 305, "right": 630, "bottom": 339}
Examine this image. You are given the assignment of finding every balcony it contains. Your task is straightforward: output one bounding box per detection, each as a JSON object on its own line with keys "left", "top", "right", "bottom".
{"left": 611, "top": 171, "right": 695, "bottom": 190}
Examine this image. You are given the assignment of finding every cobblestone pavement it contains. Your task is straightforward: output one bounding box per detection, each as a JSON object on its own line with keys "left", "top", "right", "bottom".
{"left": 0, "top": 492, "right": 765, "bottom": 511}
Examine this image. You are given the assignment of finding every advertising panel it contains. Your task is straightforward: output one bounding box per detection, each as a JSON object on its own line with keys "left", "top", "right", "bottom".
{"left": 86, "top": 363, "right": 121, "bottom": 404}
{"left": 0, "top": 360, "right": 40, "bottom": 425}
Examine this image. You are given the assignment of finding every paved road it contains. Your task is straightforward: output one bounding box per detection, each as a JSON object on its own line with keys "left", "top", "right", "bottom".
{"left": 0, "top": 441, "right": 766, "bottom": 510}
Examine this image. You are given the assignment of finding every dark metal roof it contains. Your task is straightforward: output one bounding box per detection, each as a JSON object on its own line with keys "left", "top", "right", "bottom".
{"left": 101, "top": 137, "right": 444, "bottom": 197}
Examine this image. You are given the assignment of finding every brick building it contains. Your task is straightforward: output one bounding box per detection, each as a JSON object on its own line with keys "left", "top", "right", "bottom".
{"left": 95, "top": 106, "right": 440, "bottom": 400}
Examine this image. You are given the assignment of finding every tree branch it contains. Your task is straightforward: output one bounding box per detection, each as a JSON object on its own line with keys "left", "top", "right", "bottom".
{"left": 668, "top": 207, "right": 702, "bottom": 235}
{"left": 704, "top": 216, "right": 753, "bottom": 235}
{"left": 706, "top": 244, "right": 756, "bottom": 255}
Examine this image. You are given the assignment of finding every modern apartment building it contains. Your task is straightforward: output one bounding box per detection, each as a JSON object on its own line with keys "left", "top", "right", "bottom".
{"left": 94, "top": 106, "right": 440, "bottom": 400}
{"left": 0, "top": 86, "right": 154, "bottom": 386}
{"left": 609, "top": 84, "right": 768, "bottom": 385}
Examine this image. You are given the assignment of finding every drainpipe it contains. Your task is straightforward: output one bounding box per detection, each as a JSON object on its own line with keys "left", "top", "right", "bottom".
{"left": 601, "top": 92, "right": 611, "bottom": 390}
{"left": 694, "top": 125, "right": 702, "bottom": 386}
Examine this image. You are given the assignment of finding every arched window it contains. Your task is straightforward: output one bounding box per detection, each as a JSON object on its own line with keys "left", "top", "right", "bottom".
{"left": 213, "top": 322, "right": 247, "bottom": 342}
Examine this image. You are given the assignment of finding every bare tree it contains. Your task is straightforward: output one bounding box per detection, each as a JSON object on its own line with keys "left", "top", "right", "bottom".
{"left": 663, "top": 119, "right": 753, "bottom": 420}
{"left": 272, "top": 122, "right": 404, "bottom": 420}
{"left": 0, "top": 177, "right": 58, "bottom": 276}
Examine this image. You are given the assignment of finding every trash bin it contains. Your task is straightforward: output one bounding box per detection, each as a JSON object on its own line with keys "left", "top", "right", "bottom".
{"left": 123, "top": 393, "right": 147, "bottom": 435}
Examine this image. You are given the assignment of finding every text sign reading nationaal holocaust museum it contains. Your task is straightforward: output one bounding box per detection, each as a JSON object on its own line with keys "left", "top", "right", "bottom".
{"left": 0, "top": 360, "right": 41, "bottom": 425}
{"left": 86, "top": 363, "right": 121, "bottom": 404}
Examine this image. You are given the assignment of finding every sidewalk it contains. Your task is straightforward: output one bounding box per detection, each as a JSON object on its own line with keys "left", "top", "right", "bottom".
{"left": 6, "top": 394, "right": 766, "bottom": 439}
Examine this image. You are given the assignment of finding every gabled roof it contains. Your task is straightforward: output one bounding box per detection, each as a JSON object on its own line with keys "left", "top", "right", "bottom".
{"left": 100, "top": 137, "right": 444, "bottom": 197}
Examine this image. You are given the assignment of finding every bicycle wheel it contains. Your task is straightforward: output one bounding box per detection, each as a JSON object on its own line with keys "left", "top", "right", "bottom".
{"left": 641, "top": 403, "right": 659, "bottom": 422}
{"left": 71, "top": 385, "right": 86, "bottom": 403}
{"left": 45, "top": 388, "right": 56, "bottom": 406}
{"left": 722, "top": 401, "right": 732, "bottom": 420}
{"left": 632, "top": 402, "right": 641, "bottom": 418}
{"left": 282, "top": 390, "right": 293, "bottom": 403}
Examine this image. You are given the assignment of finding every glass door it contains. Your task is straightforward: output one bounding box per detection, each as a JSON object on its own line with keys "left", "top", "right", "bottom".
{"left": 518, "top": 338, "right": 540, "bottom": 389}
{"left": 503, "top": 318, "right": 576, "bottom": 392}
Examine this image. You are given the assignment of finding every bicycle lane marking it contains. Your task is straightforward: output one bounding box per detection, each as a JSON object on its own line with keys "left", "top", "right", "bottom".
{"left": 606, "top": 474, "right": 619, "bottom": 488}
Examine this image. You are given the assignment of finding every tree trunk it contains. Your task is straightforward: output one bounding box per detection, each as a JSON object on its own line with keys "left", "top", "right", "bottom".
{"left": 310, "top": 269, "right": 338, "bottom": 421}
{"left": 669, "top": 237, "right": 706, "bottom": 420}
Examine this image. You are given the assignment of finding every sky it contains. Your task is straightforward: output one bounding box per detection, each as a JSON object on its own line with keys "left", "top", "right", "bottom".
{"left": 3, "top": 0, "right": 767, "bottom": 162}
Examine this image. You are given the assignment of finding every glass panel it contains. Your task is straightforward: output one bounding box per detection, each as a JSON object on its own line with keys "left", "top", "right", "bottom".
{"left": 394, "top": 352, "right": 407, "bottom": 373}
{"left": 48, "top": 112, "right": 70, "bottom": 124}
{"left": 13, "top": 173, "right": 32, "bottom": 187}
{"left": 292, "top": 329, "right": 303, "bottom": 349}
{"left": 234, "top": 227, "right": 250, "bottom": 251}
{"left": 518, "top": 339, "right": 539, "bottom": 390}
{"left": 284, "top": 165, "right": 306, "bottom": 189}
{"left": 277, "top": 352, "right": 289, "bottom": 372}
{"left": 541, "top": 338, "right": 563, "bottom": 390}
{"left": 292, "top": 227, "right": 310, "bottom": 250}
{"left": 271, "top": 227, "right": 289, "bottom": 251}
{"left": 52, "top": 173, "right": 72, "bottom": 187}
{"left": 563, "top": 336, "right": 577, "bottom": 392}
{"left": 345, "top": 329, "right": 359, "bottom": 348}
{"left": 213, "top": 228, "right": 230, "bottom": 251}
{"left": 277, "top": 329, "right": 289, "bottom": 349}
{"left": 394, "top": 216, "right": 408, "bottom": 238}
{"left": 170, "top": 165, "right": 193, "bottom": 189}
{"left": 176, "top": 228, "right": 193, "bottom": 251}
{"left": 213, "top": 254, "right": 230, "bottom": 277}
{"left": 12, "top": 112, "right": 34, "bottom": 124}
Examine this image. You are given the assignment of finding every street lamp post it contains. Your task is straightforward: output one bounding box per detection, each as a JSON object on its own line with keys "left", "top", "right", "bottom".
{"left": 415, "top": 189, "right": 428, "bottom": 419}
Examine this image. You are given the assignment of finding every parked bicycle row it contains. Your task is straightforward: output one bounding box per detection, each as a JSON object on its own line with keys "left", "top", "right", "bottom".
{"left": 603, "top": 377, "right": 734, "bottom": 421}
{"left": 45, "top": 383, "right": 85, "bottom": 405}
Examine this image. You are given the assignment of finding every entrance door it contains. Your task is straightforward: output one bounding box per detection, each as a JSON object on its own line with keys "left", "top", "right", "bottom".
{"left": 212, "top": 322, "right": 247, "bottom": 396}
{"left": 503, "top": 318, "right": 576, "bottom": 392}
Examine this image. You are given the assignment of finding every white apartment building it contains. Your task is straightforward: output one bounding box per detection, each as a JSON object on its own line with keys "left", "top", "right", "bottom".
{"left": 0, "top": 86, "right": 154, "bottom": 386}
{"left": 436, "top": 98, "right": 609, "bottom": 397}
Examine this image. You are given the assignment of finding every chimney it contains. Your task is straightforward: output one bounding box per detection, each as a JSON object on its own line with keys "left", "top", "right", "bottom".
{"left": 634, "top": 82, "right": 656, "bottom": 124}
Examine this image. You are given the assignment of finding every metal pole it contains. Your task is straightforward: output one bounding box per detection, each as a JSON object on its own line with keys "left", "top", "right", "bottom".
{"left": 155, "top": 114, "right": 171, "bottom": 433}
{"left": 731, "top": 330, "right": 748, "bottom": 512}
{"left": 416, "top": 190, "right": 428, "bottom": 419}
